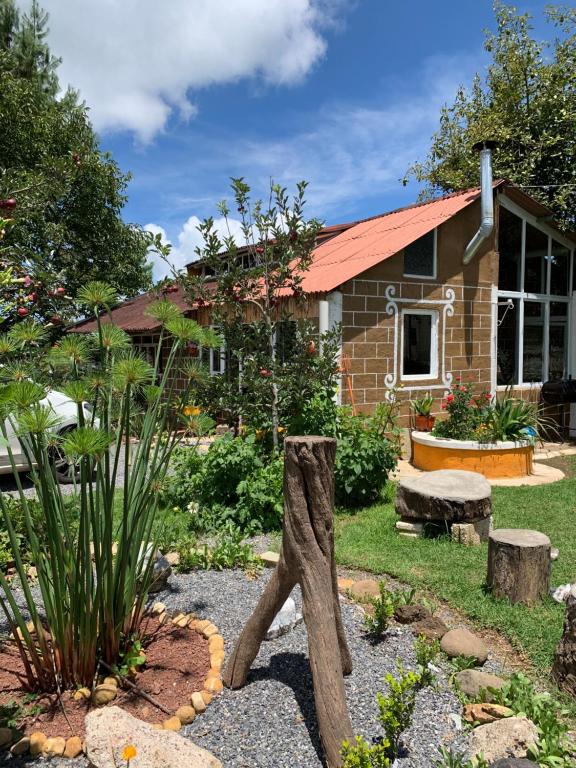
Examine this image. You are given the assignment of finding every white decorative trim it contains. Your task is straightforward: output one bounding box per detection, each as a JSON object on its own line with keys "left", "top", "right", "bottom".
{"left": 383, "top": 285, "right": 455, "bottom": 400}
{"left": 411, "top": 430, "right": 532, "bottom": 451}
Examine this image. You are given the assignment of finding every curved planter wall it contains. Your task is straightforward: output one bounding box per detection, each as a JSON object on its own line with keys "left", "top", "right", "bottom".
{"left": 411, "top": 431, "right": 534, "bottom": 478}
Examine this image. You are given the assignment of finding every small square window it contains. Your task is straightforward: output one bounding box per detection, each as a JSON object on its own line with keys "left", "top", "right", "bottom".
{"left": 401, "top": 310, "right": 438, "bottom": 380}
{"left": 403, "top": 230, "right": 436, "bottom": 278}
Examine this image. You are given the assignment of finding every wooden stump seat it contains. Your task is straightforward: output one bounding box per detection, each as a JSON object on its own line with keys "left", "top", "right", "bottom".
{"left": 487, "top": 528, "right": 551, "bottom": 605}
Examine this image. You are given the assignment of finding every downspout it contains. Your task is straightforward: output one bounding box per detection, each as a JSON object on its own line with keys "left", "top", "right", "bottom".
{"left": 463, "top": 140, "right": 497, "bottom": 265}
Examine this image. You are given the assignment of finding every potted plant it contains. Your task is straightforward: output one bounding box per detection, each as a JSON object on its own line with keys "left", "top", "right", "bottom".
{"left": 411, "top": 393, "right": 435, "bottom": 431}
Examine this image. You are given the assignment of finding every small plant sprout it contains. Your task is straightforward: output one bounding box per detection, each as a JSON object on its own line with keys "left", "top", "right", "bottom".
{"left": 364, "top": 582, "right": 394, "bottom": 637}
{"left": 414, "top": 634, "right": 440, "bottom": 687}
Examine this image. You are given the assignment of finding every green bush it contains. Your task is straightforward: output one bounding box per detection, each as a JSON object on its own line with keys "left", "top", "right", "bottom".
{"left": 335, "top": 410, "right": 398, "bottom": 508}
{"left": 163, "top": 434, "right": 284, "bottom": 534}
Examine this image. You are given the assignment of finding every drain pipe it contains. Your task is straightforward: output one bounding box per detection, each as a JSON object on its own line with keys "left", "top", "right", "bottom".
{"left": 463, "top": 140, "right": 497, "bottom": 265}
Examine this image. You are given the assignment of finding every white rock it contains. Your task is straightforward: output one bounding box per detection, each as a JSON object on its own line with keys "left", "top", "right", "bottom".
{"left": 551, "top": 583, "right": 576, "bottom": 603}
{"left": 85, "top": 706, "right": 221, "bottom": 768}
{"left": 265, "top": 597, "right": 303, "bottom": 641}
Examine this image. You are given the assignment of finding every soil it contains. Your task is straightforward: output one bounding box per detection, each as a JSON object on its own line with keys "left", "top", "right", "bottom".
{"left": 0, "top": 617, "right": 211, "bottom": 740}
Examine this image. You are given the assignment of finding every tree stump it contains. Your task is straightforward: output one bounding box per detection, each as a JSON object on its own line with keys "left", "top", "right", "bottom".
{"left": 223, "top": 436, "right": 353, "bottom": 768}
{"left": 487, "top": 529, "right": 551, "bottom": 605}
{"left": 552, "top": 594, "right": 576, "bottom": 697}
{"left": 395, "top": 470, "right": 492, "bottom": 523}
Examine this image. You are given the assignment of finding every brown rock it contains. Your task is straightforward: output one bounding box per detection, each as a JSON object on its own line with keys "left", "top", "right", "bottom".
{"left": 42, "top": 736, "right": 66, "bottom": 757}
{"left": 205, "top": 677, "right": 223, "bottom": 694}
{"left": 463, "top": 703, "right": 514, "bottom": 724}
{"left": 103, "top": 676, "right": 118, "bottom": 687}
{"left": 10, "top": 737, "right": 30, "bottom": 756}
{"left": 73, "top": 687, "right": 91, "bottom": 701}
{"left": 454, "top": 670, "right": 506, "bottom": 700}
{"left": 0, "top": 727, "right": 13, "bottom": 747}
{"left": 162, "top": 716, "right": 181, "bottom": 731}
{"left": 165, "top": 551, "right": 180, "bottom": 567}
{"left": 411, "top": 615, "right": 449, "bottom": 640}
{"left": 92, "top": 683, "right": 117, "bottom": 706}
{"left": 191, "top": 692, "right": 207, "bottom": 713}
{"left": 208, "top": 635, "right": 224, "bottom": 651}
{"left": 152, "top": 601, "right": 166, "bottom": 615}
{"left": 260, "top": 551, "right": 280, "bottom": 567}
{"left": 441, "top": 627, "right": 489, "bottom": 664}
{"left": 85, "top": 707, "right": 221, "bottom": 767}
{"left": 464, "top": 717, "right": 538, "bottom": 763}
{"left": 176, "top": 706, "right": 196, "bottom": 725}
{"left": 337, "top": 578, "right": 355, "bottom": 591}
{"left": 29, "top": 732, "right": 47, "bottom": 756}
{"left": 64, "top": 736, "right": 83, "bottom": 758}
{"left": 202, "top": 623, "right": 218, "bottom": 638}
{"left": 394, "top": 604, "right": 431, "bottom": 624}
{"left": 201, "top": 690, "right": 213, "bottom": 705}
{"left": 348, "top": 580, "right": 381, "bottom": 602}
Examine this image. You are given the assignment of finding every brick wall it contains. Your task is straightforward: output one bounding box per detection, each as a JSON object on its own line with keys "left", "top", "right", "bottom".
{"left": 339, "top": 200, "right": 498, "bottom": 425}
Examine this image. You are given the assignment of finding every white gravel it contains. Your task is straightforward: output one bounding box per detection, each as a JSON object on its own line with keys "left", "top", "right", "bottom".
{"left": 3, "top": 569, "right": 467, "bottom": 767}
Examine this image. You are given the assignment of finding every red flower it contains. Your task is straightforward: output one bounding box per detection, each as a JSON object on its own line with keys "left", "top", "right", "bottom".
{"left": 446, "top": 394, "right": 454, "bottom": 403}
{"left": 441, "top": 403, "right": 446, "bottom": 410}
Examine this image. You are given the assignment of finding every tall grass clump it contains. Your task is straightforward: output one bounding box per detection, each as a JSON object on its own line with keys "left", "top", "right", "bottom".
{"left": 0, "top": 283, "right": 218, "bottom": 691}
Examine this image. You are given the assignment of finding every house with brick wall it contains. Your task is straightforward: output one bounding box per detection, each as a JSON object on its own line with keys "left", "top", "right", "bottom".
{"left": 73, "top": 177, "right": 576, "bottom": 429}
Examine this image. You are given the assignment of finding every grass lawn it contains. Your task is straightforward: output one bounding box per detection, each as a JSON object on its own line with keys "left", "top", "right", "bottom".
{"left": 334, "top": 461, "right": 576, "bottom": 672}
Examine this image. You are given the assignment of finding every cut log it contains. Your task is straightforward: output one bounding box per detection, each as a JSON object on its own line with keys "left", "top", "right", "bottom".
{"left": 223, "top": 436, "right": 353, "bottom": 768}
{"left": 552, "top": 594, "right": 576, "bottom": 697}
{"left": 487, "top": 529, "right": 551, "bottom": 605}
{"left": 395, "top": 469, "right": 492, "bottom": 523}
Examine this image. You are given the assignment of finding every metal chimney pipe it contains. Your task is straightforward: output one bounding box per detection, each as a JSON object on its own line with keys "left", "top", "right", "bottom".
{"left": 463, "top": 140, "right": 497, "bottom": 265}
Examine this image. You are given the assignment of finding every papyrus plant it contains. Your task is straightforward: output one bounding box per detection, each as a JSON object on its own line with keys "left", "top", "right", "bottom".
{"left": 0, "top": 282, "right": 218, "bottom": 690}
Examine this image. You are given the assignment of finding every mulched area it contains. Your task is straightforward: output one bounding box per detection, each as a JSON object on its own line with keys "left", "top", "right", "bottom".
{"left": 0, "top": 617, "right": 210, "bottom": 740}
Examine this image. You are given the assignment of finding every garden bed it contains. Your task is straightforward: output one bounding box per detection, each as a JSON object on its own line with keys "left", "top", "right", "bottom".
{"left": 411, "top": 431, "right": 534, "bottom": 478}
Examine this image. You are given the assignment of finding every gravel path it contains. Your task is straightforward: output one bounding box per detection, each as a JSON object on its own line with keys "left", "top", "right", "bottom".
{"left": 3, "top": 569, "right": 466, "bottom": 767}
{"left": 162, "top": 570, "right": 462, "bottom": 768}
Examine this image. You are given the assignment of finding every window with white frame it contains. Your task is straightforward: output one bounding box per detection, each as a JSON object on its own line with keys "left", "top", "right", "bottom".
{"left": 496, "top": 203, "right": 574, "bottom": 386}
{"left": 401, "top": 309, "right": 438, "bottom": 380}
{"left": 403, "top": 229, "right": 437, "bottom": 279}
{"left": 200, "top": 327, "right": 226, "bottom": 376}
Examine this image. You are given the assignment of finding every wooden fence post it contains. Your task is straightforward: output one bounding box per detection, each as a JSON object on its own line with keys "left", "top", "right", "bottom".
{"left": 222, "top": 436, "right": 353, "bottom": 768}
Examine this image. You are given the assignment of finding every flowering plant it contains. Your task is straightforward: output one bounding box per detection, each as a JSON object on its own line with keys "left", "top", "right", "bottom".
{"left": 432, "top": 378, "right": 545, "bottom": 443}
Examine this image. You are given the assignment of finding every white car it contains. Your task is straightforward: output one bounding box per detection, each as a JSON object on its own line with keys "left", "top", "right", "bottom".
{"left": 0, "top": 389, "right": 95, "bottom": 483}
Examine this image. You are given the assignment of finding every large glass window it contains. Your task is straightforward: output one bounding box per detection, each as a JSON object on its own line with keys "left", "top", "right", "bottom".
{"left": 498, "top": 207, "right": 522, "bottom": 292}
{"left": 401, "top": 310, "right": 438, "bottom": 379}
{"left": 403, "top": 230, "right": 436, "bottom": 278}
{"left": 550, "top": 240, "right": 570, "bottom": 296}
{"left": 524, "top": 225, "right": 548, "bottom": 294}
{"left": 497, "top": 204, "right": 573, "bottom": 386}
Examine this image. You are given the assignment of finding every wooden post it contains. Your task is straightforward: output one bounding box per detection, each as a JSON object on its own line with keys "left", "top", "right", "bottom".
{"left": 487, "top": 528, "right": 551, "bottom": 605}
{"left": 552, "top": 593, "right": 576, "bottom": 696}
{"left": 223, "top": 436, "right": 353, "bottom": 768}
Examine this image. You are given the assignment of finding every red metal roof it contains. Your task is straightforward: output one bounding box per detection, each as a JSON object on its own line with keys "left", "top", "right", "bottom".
{"left": 300, "top": 185, "right": 493, "bottom": 293}
{"left": 72, "top": 184, "right": 506, "bottom": 333}
{"left": 70, "top": 284, "right": 191, "bottom": 333}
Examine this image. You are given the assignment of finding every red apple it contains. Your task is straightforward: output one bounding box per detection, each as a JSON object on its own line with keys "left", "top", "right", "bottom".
{"left": 17, "top": 307, "right": 28, "bottom": 317}
{"left": 307, "top": 340, "right": 316, "bottom": 356}
{"left": 259, "top": 368, "right": 272, "bottom": 378}
{"left": 55, "top": 286, "right": 66, "bottom": 295}
{"left": 26, "top": 292, "right": 38, "bottom": 303}
{"left": 256, "top": 246, "right": 264, "bottom": 255}
{"left": 0, "top": 198, "right": 16, "bottom": 211}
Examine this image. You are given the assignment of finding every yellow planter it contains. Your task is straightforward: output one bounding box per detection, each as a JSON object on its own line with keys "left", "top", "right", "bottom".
{"left": 411, "top": 432, "right": 534, "bottom": 478}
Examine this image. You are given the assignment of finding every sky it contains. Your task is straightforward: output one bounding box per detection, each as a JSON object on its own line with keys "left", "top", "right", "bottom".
{"left": 23, "top": 0, "right": 553, "bottom": 280}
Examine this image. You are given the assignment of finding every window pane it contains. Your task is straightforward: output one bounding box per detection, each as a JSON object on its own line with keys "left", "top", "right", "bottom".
{"left": 403, "top": 313, "right": 432, "bottom": 376}
{"left": 550, "top": 240, "right": 570, "bottom": 296}
{"left": 523, "top": 301, "right": 544, "bottom": 383}
{"left": 498, "top": 208, "right": 522, "bottom": 291}
{"left": 524, "top": 224, "right": 548, "bottom": 294}
{"left": 404, "top": 231, "right": 434, "bottom": 277}
{"left": 549, "top": 324, "right": 567, "bottom": 381}
{"left": 497, "top": 300, "right": 518, "bottom": 385}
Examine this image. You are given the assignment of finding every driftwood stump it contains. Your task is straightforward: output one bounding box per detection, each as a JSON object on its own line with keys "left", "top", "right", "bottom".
{"left": 487, "top": 529, "right": 551, "bottom": 605}
{"left": 552, "top": 594, "right": 576, "bottom": 697}
{"left": 223, "top": 436, "right": 353, "bottom": 768}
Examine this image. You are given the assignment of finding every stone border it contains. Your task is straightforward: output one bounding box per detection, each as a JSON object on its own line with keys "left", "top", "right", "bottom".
{"left": 2, "top": 605, "right": 225, "bottom": 760}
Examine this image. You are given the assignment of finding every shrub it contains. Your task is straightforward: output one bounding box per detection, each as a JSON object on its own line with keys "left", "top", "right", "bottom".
{"left": 432, "top": 380, "right": 489, "bottom": 440}
{"left": 176, "top": 524, "right": 262, "bottom": 572}
{"left": 335, "top": 410, "right": 398, "bottom": 508}
{"left": 364, "top": 582, "right": 395, "bottom": 637}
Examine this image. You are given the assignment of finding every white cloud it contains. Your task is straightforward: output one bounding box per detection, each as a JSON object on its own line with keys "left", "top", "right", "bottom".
{"left": 156, "top": 52, "right": 482, "bottom": 220}
{"left": 145, "top": 216, "right": 245, "bottom": 281}
{"left": 27, "top": 0, "right": 340, "bottom": 142}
